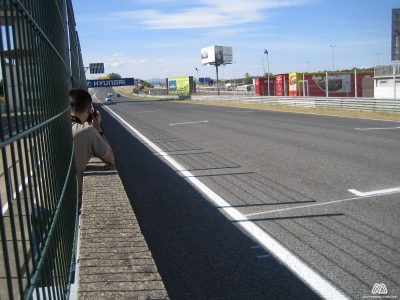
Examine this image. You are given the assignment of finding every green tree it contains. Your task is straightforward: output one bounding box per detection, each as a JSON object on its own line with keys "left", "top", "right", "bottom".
{"left": 244, "top": 73, "right": 253, "bottom": 85}
{"left": 108, "top": 72, "right": 121, "bottom": 79}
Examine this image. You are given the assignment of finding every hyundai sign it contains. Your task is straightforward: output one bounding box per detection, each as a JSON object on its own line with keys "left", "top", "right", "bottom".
{"left": 87, "top": 78, "right": 134, "bottom": 88}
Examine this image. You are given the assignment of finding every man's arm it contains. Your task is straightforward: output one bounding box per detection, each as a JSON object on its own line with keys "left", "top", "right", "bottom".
{"left": 90, "top": 127, "right": 115, "bottom": 165}
{"left": 101, "top": 148, "right": 114, "bottom": 165}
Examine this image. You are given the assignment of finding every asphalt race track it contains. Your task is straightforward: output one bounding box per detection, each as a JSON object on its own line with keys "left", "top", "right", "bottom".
{"left": 92, "top": 87, "right": 400, "bottom": 299}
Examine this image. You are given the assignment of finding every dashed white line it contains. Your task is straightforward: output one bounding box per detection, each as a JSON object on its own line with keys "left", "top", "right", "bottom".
{"left": 257, "top": 254, "right": 271, "bottom": 259}
{"left": 137, "top": 110, "right": 162, "bottom": 114}
{"left": 348, "top": 187, "right": 400, "bottom": 197}
{"left": 355, "top": 126, "right": 400, "bottom": 131}
{"left": 170, "top": 120, "right": 208, "bottom": 126}
{"left": 250, "top": 245, "right": 261, "bottom": 249}
{"left": 2, "top": 159, "right": 43, "bottom": 216}
{"left": 244, "top": 187, "right": 400, "bottom": 218}
{"left": 226, "top": 110, "right": 254, "bottom": 113}
{"left": 96, "top": 98, "right": 348, "bottom": 300}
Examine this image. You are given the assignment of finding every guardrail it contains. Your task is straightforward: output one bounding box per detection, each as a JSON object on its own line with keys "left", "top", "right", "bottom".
{"left": 191, "top": 95, "right": 400, "bottom": 113}
{"left": 0, "top": 0, "right": 85, "bottom": 299}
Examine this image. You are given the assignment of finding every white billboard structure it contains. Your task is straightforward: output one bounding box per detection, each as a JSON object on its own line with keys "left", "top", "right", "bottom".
{"left": 200, "top": 46, "right": 233, "bottom": 95}
{"left": 201, "top": 46, "right": 233, "bottom": 66}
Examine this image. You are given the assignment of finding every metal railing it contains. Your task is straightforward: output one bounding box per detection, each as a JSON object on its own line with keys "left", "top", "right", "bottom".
{"left": 375, "top": 64, "right": 400, "bottom": 77}
{"left": 0, "top": 0, "right": 85, "bottom": 299}
{"left": 191, "top": 95, "right": 400, "bottom": 113}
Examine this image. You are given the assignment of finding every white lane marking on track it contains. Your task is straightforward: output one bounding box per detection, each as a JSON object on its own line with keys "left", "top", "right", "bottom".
{"left": 250, "top": 245, "right": 261, "bottom": 249}
{"left": 244, "top": 188, "right": 400, "bottom": 218}
{"left": 96, "top": 96, "right": 349, "bottom": 300}
{"left": 257, "top": 254, "right": 271, "bottom": 259}
{"left": 170, "top": 120, "right": 208, "bottom": 126}
{"left": 226, "top": 110, "right": 254, "bottom": 113}
{"left": 348, "top": 187, "right": 400, "bottom": 197}
{"left": 137, "top": 110, "right": 161, "bottom": 114}
{"left": 355, "top": 126, "right": 400, "bottom": 131}
{"left": 2, "top": 159, "right": 43, "bottom": 215}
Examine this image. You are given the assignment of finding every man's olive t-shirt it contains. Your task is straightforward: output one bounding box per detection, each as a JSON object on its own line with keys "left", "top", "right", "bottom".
{"left": 71, "top": 122, "right": 110, "bottom": 198}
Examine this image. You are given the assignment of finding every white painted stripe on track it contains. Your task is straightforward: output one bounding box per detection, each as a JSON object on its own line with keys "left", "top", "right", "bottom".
{"left": 137, "top": 110, "right": 162, "bottom": 114}
{"left": 226, "top": 110, "right": 254, "bottom": 112}
{"left": 2, "top": 159, "right": 43, "bottom": 216}
{"left": 245, "top": 187, "right": 400, "bottom": 218}
{"left": 95, "top": 94, "right": 349, "bottom": 300}
{"left": 170, "top": 120, "right": 208, "bottom": 126}
{"left": 355, "top": 126, "right": 400, "bottom": 130}
{"left": 348, "top": 187, "right": 400, "bottom": 197}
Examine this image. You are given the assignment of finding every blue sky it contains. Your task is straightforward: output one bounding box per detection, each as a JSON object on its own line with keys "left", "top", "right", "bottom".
{"left": 74, "top": 0, "right": 398, "bottom": 80}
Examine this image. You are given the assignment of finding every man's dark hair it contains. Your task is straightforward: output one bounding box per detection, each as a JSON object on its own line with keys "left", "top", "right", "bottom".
{"left": 69, "top": 89, "right": 92, "bottom": 113}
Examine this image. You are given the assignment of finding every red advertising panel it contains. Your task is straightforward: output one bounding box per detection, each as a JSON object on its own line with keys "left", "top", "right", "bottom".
{"left": 303, "top": 72, "right": 373, "bottom": 97}
{"left": 287, "top": 72, "right": 374, "bottom": 97}
{"left": 255, "top": 77, "right": 275, "bottom": 96}
{"left": 275, "top": 74, "right": 288, "bottom": 96}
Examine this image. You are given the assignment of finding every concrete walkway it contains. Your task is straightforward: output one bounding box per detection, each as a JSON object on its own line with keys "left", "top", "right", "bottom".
{"left": 78, "top": 158, "right": 168, "bottom": 299}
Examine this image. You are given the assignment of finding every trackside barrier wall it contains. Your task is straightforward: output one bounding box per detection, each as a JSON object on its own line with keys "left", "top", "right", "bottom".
{"left": 190, "top": 96, "right": 400, "bottom": 113}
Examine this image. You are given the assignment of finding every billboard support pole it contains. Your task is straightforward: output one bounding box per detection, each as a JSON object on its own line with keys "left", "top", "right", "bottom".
{"left": 394, "top": 65, "right": 397, "bottom": 99}
{"left": 267, "top": 53, "right": 270, "bottom": 96}
{"left": 216, "top": 64, "right": 220, "bottom": 96}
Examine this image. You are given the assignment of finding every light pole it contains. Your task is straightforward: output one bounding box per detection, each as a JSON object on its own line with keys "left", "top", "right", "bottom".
{"left": 329, "top": 44, "right": 337, "bottom": 71}
{"left": 376, "top": 52, "right": 381, "bottom": 65}
{"left": 264, "top": 49, "right": 270, "bottom": 96}
{"left": 195, "top": 67, "right": 199, "bottom": 82}
{"left": 305, "top": 61, "right": 310, "bottom": 73}
{"left": 261, "top": 58, "right": 266, "bottom": 76}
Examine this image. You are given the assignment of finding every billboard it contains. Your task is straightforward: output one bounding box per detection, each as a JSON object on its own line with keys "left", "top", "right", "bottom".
{"left": 89, "top": 63, "right": 104, "bottom": 74}
{"left": 287, "top": 72, "right": 373, "bottom": 97}
{"left": 201, "top": 46, "right": 233, "bottom": 65}
{"left": 87, "top": 78, "right": 134, "bottom": 88}
{"left": 199, "top": 77, "right": 211, "bottom": 84}
{"left": 254, "top": 77, "right": 275, "bottom": 96}
{"left": 275, "top": 74, "right": 288, "bottom": 96}
{"left": 167, "top": 77, "right": 194, "bottom": 94}
{"left": 289, "top": 73, "right": 302, "bottom": 96}
{"left": 392, "top": 9, "right": 400, "bottom": 61}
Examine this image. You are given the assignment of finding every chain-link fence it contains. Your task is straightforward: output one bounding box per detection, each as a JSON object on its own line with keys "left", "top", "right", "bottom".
{"left": 0, "top": 0, "right": 85, "bottom": 299}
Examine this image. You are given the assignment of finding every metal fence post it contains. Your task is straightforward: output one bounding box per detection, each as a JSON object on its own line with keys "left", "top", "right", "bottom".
{"left": 325, "top": 71, "right": 329, "bottom": 97}
{"left": 354, "top": 68, "right": 358, "bottom": 98}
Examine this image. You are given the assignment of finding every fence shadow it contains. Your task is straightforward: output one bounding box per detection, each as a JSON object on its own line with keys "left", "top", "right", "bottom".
{"left": 98, "top": 104, "right": 320, "bottom": 300}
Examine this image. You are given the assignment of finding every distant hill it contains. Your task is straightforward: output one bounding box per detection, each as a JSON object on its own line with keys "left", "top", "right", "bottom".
{"left": 147, "top": 78, "right": 165, "bottom": 86}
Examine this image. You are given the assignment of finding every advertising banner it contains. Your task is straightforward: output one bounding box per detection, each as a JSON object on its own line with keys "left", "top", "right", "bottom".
{"left": 168, "top": 77, "right": 191, "bottom": 94}
{"left": 87, "top": 78, "right": 134, "bottom": 88}
{"left": 312, "top": 74, "right": 351, "bottom": 93}
{"left": 275, "top": 74, "right": 288, "bottom": 96}
{"left": 392, "top": 9, "right": 400, "bottom": 61}
{"left": 201, "top": 46, "right": 233, "bottom": 65}
{"left": 289, "top": 73, "right": 301, "bottom": 96}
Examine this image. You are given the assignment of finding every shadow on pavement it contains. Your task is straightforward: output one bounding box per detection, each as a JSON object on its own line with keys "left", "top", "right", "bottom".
{"left": 98, "top": 104, "right": 321, "bottom": 300}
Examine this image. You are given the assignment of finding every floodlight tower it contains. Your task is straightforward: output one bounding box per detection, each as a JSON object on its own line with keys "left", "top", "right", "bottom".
{"left": 329, "top": 44, "right": 337, "bottom": 71}
{"left": 264, "top": 49, "right": 270, "bottom": 96}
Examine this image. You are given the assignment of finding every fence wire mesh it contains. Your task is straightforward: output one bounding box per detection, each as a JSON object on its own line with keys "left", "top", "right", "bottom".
{"left": 0, "top": 0, "right": 85, "bottom": 299}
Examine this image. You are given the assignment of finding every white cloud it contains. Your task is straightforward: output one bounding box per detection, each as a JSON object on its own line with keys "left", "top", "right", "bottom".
{"left": 115, "top": 0, "right": 313, "bottom": 30}
{"left": 104, "top": 53, "right": 149, "bottom": 68}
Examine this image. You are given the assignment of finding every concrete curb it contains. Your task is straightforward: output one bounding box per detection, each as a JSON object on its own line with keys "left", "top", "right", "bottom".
{"left": 77, "top": 158, "right": 168, "bottom": 300}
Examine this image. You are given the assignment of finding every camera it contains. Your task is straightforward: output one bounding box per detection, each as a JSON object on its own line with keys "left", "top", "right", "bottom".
{"left": 87, "top": 110, "right": 99, "bottom": 123}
